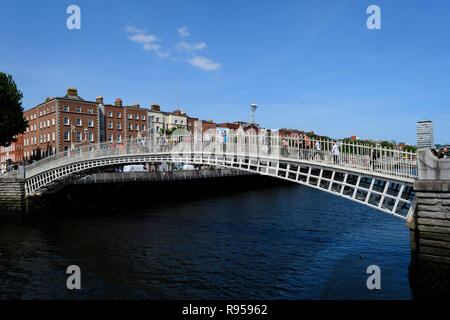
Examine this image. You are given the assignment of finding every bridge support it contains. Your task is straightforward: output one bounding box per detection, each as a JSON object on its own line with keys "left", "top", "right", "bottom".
{"left": 0, "top": 176, "right": 26, "bottom": 219}
{"left": 409, "top": 149, "right": 450, "bottom": 295}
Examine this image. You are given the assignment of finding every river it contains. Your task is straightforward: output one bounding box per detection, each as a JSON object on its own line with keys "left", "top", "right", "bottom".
{"left": 0, "top": 175, "right": 413, "bottom": 299}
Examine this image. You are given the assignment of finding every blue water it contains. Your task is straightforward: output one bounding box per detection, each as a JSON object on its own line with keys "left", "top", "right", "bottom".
{"left": 0, "top": 177, "right": 412, "bottom": 299}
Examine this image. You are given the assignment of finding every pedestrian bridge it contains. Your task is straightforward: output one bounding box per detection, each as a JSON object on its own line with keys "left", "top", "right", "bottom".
{"left": 21, "top": 130, "right": 418, "bottom": 221}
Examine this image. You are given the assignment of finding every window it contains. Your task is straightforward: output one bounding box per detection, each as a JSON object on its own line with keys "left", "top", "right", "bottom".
{"left": 52, "top": 132, "right": 55, "bottom": 141}
{"left": 52, "top": 118, "right": 55, "bottom": 126}
{"left": 141, "top": 115, "right": 146, "bottom": 120}
{"left": 76, "top": 132, "right": 81, "bottom": 142}
{"left": 117, "top": 122, "right": 121, "bottom": 130}
{"left": 88, "top": 119, "right": 94, "bottom": 127}
{"left": 64, "top": 146, "right": 69, "bottom": 151}
{"left": 175, "top": 120, "right": 178, "bottom": 124}
{"left": 47, "top": 133, "right": 50, "bottom": 142}
{"left": 76, "top": 118, "right": 82, "bottom": 126}
{"left": 116, "top": 112, "right": 121, "bottom": 118}
{"left": 88, "top": 108, "right": 93, "bottom": 114}
{"left": 180, "top": 121, "right": 183, "bottom": 125}
{"left": 34, "top": 124, "right": 36, "bottom": 130}
{"left": 128, "top": 114, "right": 132, "bottom": 119}
{"left": 135, "top": 114, "right": 139, "bottom": 120}
{"left": 76, "top": 107, "right": 81, "bottom": 113}
{"left": 141, "top": 124, "right": 145, "bottom": 131}
{"left": 108, "top": 133, "right": 113, "bottom": 142}
{"left": 64, "top": 117, "right": 70, "bottom": 125}
{"left": 128, "top": 135, "right": 132, "bottom": 141}
{"left": 150, "top": 116, "right": 154, "bottom": 120}
{"left": 117, "top": 134, "right": 122, "bottom": 142}
{"left": 43, "top": 121, "right": 46, "bottom": 128}
{"left": 89, "top": 132, "right": 94, "bottom": 142}
{"left": 40, "top": 122, "right": 42, "bottom": 129}
{"left": 128, "top": 123, "right": 133, "bottom": 130}
{"left": 64, "top": 131, "right": 69, "bottom": 141}
{"left": 47, "top": 119, "right": 50, "bottom": 127}
{"left": 156, "top": 117, "right": 159, "bottom": 122}
{"left": 63, "top": 106, "right": 69, "bottom": 112}
{"left": 135, "top": 124, "right": 139, "bottom": 131}
{"left": 108, "top": 111, "right": 113, "bottom": 117}
{"left": 108, "top": 122, "right": 113, "bottom": 129}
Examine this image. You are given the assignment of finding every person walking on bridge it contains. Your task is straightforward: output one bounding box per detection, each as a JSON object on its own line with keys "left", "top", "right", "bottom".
{"left": 315, "top": 140, "right": 323, "bottom": 161}
{"left": 370, "top": 146, "right": 378, "bottom": 171}
{"left": 332, "top": 142, "right": 340, "bottom": 164}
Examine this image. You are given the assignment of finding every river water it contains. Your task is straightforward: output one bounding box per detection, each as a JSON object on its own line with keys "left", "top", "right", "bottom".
{"left": 0, "top": 175, "right": 413, "bottom": 299}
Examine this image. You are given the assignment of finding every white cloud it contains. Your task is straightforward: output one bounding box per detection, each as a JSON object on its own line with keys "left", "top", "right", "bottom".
{"left": 188, "top": 56, "right": 221, "bottom": 71}
{"left": 125, "top": 25, "right": 169, "bottom": 58}
{"left": 130, "top": 33, "right": 157, "bottom": 44}
{"left": 176, "top": 41, "right": 206, "bottom": 52}
{"left": 125, "top": 25, "right": 146, "bottom": 33}
{"left": 178, "top": 26, "right": 190, "bottom": 37}
{"left": 143, "top": 43, "right": 161, "bottom": 51}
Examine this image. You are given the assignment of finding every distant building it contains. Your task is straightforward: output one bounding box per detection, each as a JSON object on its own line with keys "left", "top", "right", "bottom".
{"left": 416, "top": 120, "right": 434, "bottom": 148}
{"left": 0, "top": 135, "right": 23, "bottom": 164}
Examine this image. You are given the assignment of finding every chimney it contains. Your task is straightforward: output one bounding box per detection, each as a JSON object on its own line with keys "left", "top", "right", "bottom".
{"left": 151, "top": 104, "right": 160, "bottom": 112}
{"left": 131, "top": 103, "right": 140, "bottom": 108}
{"left": 173, "top": 110, "right": 181, "bottom": 115}
{"left": 46, "top": 97, "right": 51, "bottom": 102}
{"left": 96, "top": 96, "right": 104, "bottom": 104}
{"left": 180, "top": 111, "right": 186, "bottom": 116}
{"left": 67, "top": 87, "right": 78, "bottom": 97}
{"left": 115, "top": 98, "right": 123, "bottom": 107}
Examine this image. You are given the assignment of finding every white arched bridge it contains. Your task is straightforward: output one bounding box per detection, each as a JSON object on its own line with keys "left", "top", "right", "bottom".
{"left": 22, "top": 129, "right": 418, "bottom": 221}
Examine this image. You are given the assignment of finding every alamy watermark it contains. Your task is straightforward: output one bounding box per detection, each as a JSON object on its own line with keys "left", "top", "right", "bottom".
{"left": 66, "top": 5, "right": 81, "bottom": 30}
{"left": 66, "top": 265, "right": 81, "bottom": 290}
{"left": 366, "top": 265, "right": 381, "bottom": 290}
{"left": 366, "top": 5, "right": 381, "bottom": 30}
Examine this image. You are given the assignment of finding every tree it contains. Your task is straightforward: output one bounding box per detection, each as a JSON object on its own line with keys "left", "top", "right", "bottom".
{"left": 0, "top": 72, "right": 28, "bottom": 146}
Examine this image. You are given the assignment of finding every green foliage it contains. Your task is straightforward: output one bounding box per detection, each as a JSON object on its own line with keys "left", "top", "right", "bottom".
{"left": 159, "top": 126, "right": 185, "bottom": 136}
{"left": 0, "top": 72, "right": 28, "bottom": 146}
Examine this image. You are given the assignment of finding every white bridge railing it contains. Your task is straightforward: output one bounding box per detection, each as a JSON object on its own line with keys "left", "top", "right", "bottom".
{"left": 25, "top": 129, "right": 418, "bottom": 182}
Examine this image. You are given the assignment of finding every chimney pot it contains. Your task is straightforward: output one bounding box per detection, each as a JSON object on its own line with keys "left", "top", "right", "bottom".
{"left": 96, "top": 96, "right": 104, "bottom": 104}
{"left": 151, "top": 104, "right": 160, "bottom": 112}
{"left": 67, "top": 87, "right": 78, "bottom": 97}
{"left": 115, "top": 98, "right": 123, "bottom": 107}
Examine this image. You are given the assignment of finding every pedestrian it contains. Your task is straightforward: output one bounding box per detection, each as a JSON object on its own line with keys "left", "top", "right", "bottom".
{"left": 431, "top": 148, "right": 439, "bottom": 158}
{"left": 332, "top": 142, "right": 340, "bottom": 164}
{"left": 315, "top": 140, "right": 322, "bottom": 160}
{"left": 438, "top": 147, "right": 448, "bottom": 159}
{"left": 370, "top": 146, "right": 378, "bottom": 170}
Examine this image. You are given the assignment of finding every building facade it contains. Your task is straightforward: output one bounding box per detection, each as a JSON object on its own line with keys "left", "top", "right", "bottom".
{"left": 22, "top": 88, "right": 100, "bottom": 160}
{"left": 0, "top": 135, "right": 23, "bottom": 164}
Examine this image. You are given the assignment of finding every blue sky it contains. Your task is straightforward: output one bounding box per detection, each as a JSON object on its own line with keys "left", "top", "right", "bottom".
{"left": 1, "top": 0, "right": 449, "bottom": 145}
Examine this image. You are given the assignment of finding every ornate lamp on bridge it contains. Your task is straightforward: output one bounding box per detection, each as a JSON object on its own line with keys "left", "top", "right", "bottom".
{"left": 243, "top": 102, "right": 260, "bottom": 129}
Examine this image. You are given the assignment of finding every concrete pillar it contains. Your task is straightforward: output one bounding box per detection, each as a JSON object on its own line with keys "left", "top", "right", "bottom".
{"left": 409, "top": 149, "right": 450, "bottom": 295}
{"left": 0, "top": 176, "right": 26, "bottom": 219}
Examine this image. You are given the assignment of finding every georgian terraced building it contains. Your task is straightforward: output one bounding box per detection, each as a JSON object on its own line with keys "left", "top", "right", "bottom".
{"left": 4, "top": 87, "right": 189, "bottom": 162}
{"left": 22, "top": 87, "right": 100, "bottom": 160}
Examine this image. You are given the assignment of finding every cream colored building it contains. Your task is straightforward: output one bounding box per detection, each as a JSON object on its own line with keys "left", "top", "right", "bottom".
{"left": 147, "top": 104, "right": 187, "bottom": 134}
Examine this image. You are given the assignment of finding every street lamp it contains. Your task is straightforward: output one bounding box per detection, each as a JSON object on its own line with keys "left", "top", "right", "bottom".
{"left": 243, "top": 102, "right": 260, "bottom": 128}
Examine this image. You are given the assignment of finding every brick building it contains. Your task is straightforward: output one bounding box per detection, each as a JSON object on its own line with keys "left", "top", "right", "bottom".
{"left": 22, "top": 87, "right": 100, "bottom": 160}
{"left": 0, "top": 135, "right": 23, "bottom": 164}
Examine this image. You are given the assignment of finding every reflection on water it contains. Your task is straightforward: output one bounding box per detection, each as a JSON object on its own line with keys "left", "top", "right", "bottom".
{"left": 0, "top": 175, "right": 413, "bottom": 299}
